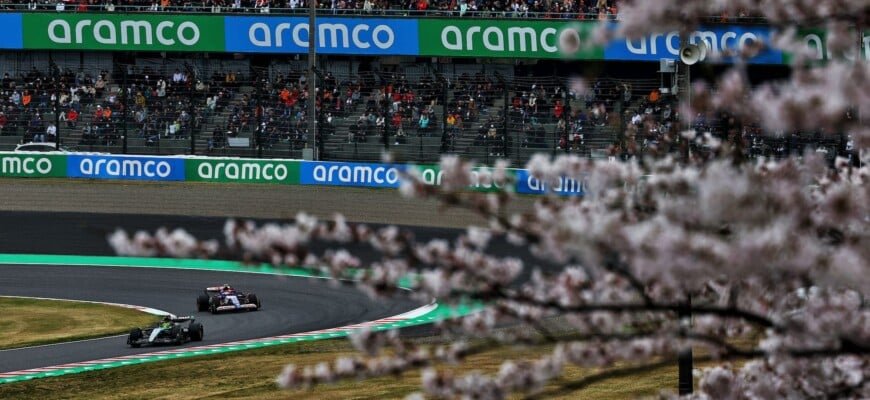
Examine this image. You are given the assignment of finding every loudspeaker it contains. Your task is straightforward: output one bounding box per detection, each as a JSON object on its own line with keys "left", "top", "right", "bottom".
{"left": 679, "top": 41, "right": 708, "bottom": 65}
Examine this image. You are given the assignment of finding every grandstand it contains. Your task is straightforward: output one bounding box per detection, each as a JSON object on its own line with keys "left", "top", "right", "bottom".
{"left": 0, "top": 8, "right": 857, "bottom": 167}
{"left": 0, "top": 56, "right": 637, "bottom": 165}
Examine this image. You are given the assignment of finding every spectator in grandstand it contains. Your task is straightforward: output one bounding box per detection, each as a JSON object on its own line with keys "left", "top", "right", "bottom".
{"left": 172, "top": 69, "right": 186, "bottom": 85}
{"left": 45, "top": 122, "right": 56, "bottom": 142}
{"left": 94, "top": 76, "right": 107, "bottom": 98}
{"left": 375, "top": 112, "right": 385, "bottom": 135}
{"left": 206, "top": 94, "right": 218, "bottom": 115}
{"left": 28, "top": 112, "right": 43, "bottom": 141}
{"left": 134, "top": 107, "right": 146, "bottom": 126}
{"left": 0, "top": 112, "right": 6, "bottom": 136}
{"left": 392, "top": 113, "right": 405, "bottom": 144}
{"left": 156, "top": 78, "right": 167, "bottom": 97}
{"left": 94, "top": 104, "right": 105, "bottom": 122}
{"left": 226, "top": 71, "right": 237, "bottom": 88}
{"left": 82, "top": 85, "right": 96, "bottom": 107}
{"left": 2, "top": 73, "right": 12, "bottom": 90}
{"left": 553, "top": 99, "right": 564, "bottom": 120}
{"left": 168, "top": 119, "right": 179, "bottom": 139}
{"left": 630, "top": 109, "right": 643, "bottom": 126}
{"left": 208, "top": 128, "right": 225, "bottom": 152}
{"left": 418, "top": 111, "right": 431, "bottom": 134}
{"left": 61, "top": 108, "right": 77, "bottom": 129}
{"left": 648, "top": 88, "right": 661, "bottom": 104}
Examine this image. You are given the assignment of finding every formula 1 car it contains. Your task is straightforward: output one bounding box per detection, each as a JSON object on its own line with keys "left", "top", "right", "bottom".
{"left": 127, "top": 315, "right": 203, "bottom": 348}
{"left": 196, "top": 284, "right": 261, "bottom": 313}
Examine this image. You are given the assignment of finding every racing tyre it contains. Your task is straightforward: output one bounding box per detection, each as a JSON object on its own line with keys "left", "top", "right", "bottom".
{"left": 128, "top": 328, "right": 142, "bottom": 348}
{"left": 196, "top": 294, "right": 210, "bottom": 312}
{"left": 248, "top": 294, "right": 261, "bottom": 311}
{"left": 190, "top": 323, "right": 204, "bottom": 341}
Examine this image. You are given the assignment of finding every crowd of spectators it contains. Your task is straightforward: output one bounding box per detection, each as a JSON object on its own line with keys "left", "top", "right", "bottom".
{"left": 1, "top": 61, "right": 854, "bottom": 166}
{"left": 618, "top": 88, "right": 856, "bottom": 165}
{"left": 0, "top": 65, "right": 99, "bottom": 144}
{"left": 0, "top": 62, "right": 239, "bottom": 149}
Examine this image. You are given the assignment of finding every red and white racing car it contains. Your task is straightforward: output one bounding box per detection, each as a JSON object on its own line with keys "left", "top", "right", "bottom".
{"left": 196, "top": 284, "right": 261, "bottom": 313}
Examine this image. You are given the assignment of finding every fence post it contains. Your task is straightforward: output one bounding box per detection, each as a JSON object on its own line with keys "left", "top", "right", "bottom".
{"left": 188, "top": 74, "right": 195, "bottom": 155}
{"left": 678, "top": 295, "right": 693, "bottom": 395}
{"left": 122, "top": 66, "right": 128, "bottom": 154}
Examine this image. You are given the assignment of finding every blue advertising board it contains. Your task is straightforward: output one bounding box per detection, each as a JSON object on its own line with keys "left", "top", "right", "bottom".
{"left": 0, "top": 14, "right": 23, "bottom": 49}
{"left": 225, "top": 17, "right": 419, "bottom": 55}
{"left": 604, "top": 25, "right": 784, "bottom": 64}
{"left": 514, "top": 169, "right": 584, "bottom": 196}
{"left": 67, "top": 154, "right": 186, "bottom": 181}
{"left": 299, "top": 160, "right": 408, "bottom": 188}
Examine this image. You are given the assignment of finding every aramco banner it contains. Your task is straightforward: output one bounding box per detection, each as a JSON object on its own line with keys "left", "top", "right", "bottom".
{"left": 603, "top": 24, "right": 784, "bottom": 64}
{"left": 3, "top": 13, "right": 867, "bottom": 64}
{"left": 0, "top": 154, "right": 66, "bottom": 177}
{"left": 224, "top": 16, "right": 419, "bottom": 55}
{"left": 22, "top": 13, "right": 224, "bottom": 52}
{"left": 185, "top": 158, "right": 300, "bottom": 184}
{"left": 417, "top": 19, "right": 602, "bottom": 60}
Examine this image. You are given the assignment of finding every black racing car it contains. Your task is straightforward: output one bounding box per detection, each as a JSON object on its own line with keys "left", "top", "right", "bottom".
{"left": 196, "top": 285, "right": 261, "bottom": 313}
{"left": 127, "top": 315, "right": 203, "bottom": 347}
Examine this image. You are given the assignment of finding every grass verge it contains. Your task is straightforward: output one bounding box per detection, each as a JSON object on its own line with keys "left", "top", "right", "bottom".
{"left": 0, "top": 297, "right": 160, "bottom": 350}
{"left": 0, "top": 337, "right": 688, "bottom": 400}
{"left": 0, "top": 299, "right": 738, "bottom": 399}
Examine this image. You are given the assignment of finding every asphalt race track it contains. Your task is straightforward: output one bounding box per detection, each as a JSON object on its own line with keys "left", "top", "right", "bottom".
{"left": 0, "top": 264, "right": 420, "bottom": 374}
{"left": 0, "top": 182, "right": 535, "bottom": 378}
{"left": 0, "top": 211, "right": 424, "bottom": 375}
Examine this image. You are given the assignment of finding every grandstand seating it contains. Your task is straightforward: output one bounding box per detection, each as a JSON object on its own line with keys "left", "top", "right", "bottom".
{"left": 0, "top": 45, "right": 848, "bottom": 166}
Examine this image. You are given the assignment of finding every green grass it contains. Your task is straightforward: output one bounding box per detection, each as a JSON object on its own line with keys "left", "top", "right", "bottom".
{"left": 0, "top": 297, "right": 160, "bottom": 350}
{"left": 0, "top": 337, "right": 689, "bottom": 400}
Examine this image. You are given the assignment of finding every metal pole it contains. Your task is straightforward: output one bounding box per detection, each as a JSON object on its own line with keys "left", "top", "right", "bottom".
{"left": 307, "top": 0, "right": 317, "bottom": 160}
{"left": 382, "top": 119, "right": 389, "bottom": 152}
{"left": 855, "top": 21, "right": 864, "bottom": 159}
{"left": 678, "top": 38, "right": 694, "bottom": 393}
{"left": 678, "top": 296, "right": 693, "bottom": 395}
{"left": 188, "top": 74, "right": 195, "bottom": 155}
{"left": 318, "top": 75, "right": 325, "bottom": 159}
{"left": 54, "top": 93, "right": 61, "bottom": 148}
{"left": 122, "top": 66, "right": 128, "bottom": 154}
{"left": 311, "top": 67, "right": 326, "bottom": 160}
{"left": 502, "top": 84, "right": 509, "bottom": 161}
{"left": 440, "top": 78, "right": 447, "bottom": 149}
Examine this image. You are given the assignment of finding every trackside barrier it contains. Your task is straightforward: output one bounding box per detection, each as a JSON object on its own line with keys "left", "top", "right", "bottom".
{"left": 66, "top": 154, "right": 186, "bottom": 181}
{"left": 185, "top": 156, "right": 301, "bottom": 184}
{"left": 0, "top": 153, "right": 66, "bottom": 177}
{"left": 0, "top": 152, "right": 585, "bottom": 196}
